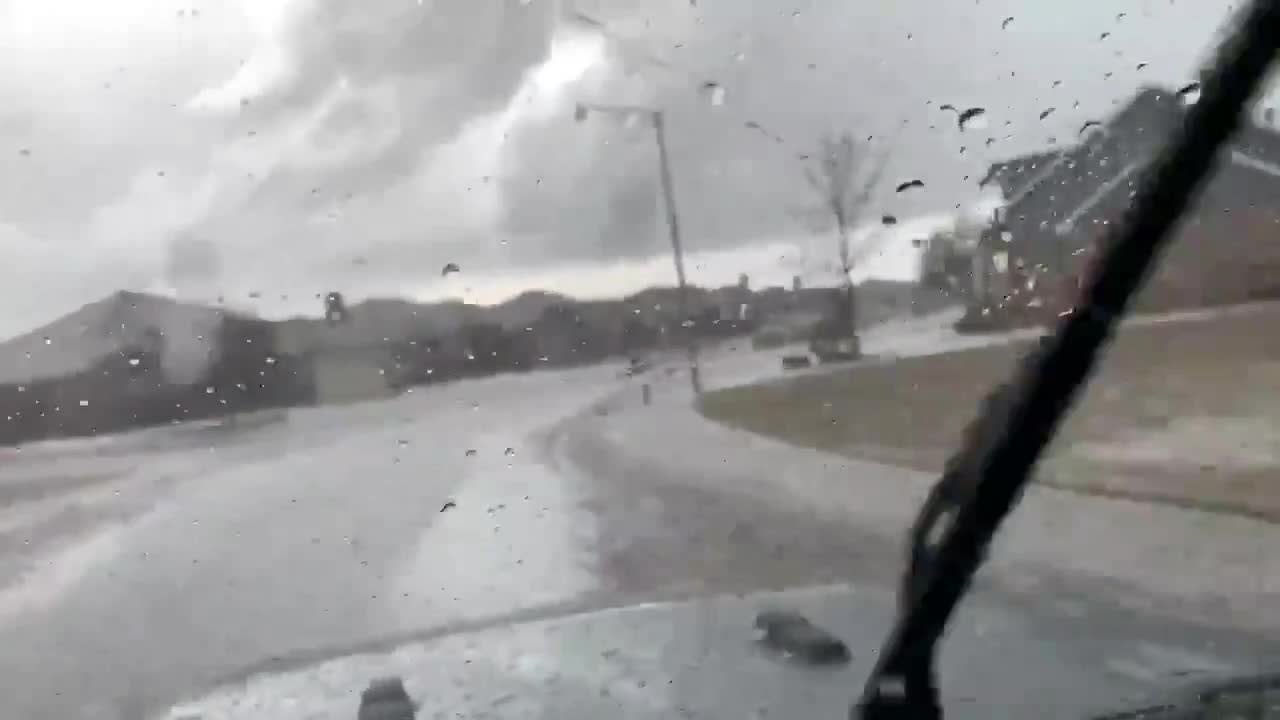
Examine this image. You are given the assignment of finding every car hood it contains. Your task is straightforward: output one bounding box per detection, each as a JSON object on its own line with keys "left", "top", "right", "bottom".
{"left": 160, "top": 583, "right": 1278, "bottom": 720}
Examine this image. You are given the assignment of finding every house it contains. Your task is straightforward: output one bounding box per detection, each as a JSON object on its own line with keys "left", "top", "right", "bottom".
{"left": 275, "top": 308, "right": 400, "bottom": 406}
{"left": 975, "top": 85, "right": 1280, "bottom": 322}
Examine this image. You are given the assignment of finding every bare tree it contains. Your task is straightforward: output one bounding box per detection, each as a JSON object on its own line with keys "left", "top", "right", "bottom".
{"left": 803, "top": 132, "right": 888, "bottom": 346}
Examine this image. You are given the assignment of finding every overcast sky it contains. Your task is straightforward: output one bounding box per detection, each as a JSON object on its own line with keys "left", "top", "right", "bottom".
{"left": 0, "top": 0, "right": 1251, "bottom": 337}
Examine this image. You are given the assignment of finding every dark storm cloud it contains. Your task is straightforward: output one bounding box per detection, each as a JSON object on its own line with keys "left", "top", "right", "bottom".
{"left": 238, "top": 0, "right": 558, "bottom": 203}
{"left": 489, "top": 0, "right": 1247, "bottom": 272}
{"left": 194, "top": 0, "right": 1245, "bottom": 282}
{"left": 496, "top": 110, "right": 662, "bottom": 263}
{"left": 0, "top": 0, "right": 1249, "bottom": 334}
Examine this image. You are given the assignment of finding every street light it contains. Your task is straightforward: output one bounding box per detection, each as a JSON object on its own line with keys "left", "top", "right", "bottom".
{"left": 574, "top": 101, "right": 701, "bottom": 395}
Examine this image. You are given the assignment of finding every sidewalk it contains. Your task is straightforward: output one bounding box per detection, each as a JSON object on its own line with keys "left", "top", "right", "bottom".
{"left": 565, "top": 382, "right": 1280, "bottom": 634}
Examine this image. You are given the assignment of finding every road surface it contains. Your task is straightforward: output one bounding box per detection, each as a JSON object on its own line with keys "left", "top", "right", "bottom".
{"left": 0, "top": 365, "right": 631, "bottom": 719}
{"left": 1, "top": 312, "right": 1274, "bottom": 719}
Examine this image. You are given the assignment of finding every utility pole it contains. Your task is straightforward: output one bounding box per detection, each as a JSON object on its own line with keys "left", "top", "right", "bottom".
{"left": 576, "top": 102, "right": 701, "bottom": 394}
{"left": 652, "top": 110, "right": 701, "bottom": 394}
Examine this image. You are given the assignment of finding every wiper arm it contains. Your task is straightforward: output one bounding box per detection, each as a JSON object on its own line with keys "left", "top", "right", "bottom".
{"left": 854, "top": 3, "right": 1280, "bottom": 718}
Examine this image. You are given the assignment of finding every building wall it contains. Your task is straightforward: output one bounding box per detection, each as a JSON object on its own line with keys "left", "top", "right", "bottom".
{"left": 1001, "top": 161, "right": 1280, "bottom": 316}
{"left": 311, "top": 352, "right": 394, "bottom": 405}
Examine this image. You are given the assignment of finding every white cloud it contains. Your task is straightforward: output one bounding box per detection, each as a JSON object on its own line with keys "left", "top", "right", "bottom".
{"left": 184, "top": 0, "right": 304, "bottom": 113}
{"left": 186, "top": 44, "right": 295, "bottom": 114}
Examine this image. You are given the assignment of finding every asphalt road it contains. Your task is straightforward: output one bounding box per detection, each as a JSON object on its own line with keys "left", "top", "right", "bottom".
{"left": 0, "top": 316, "right": 980, "bottom": 720}
{"left": 0, "top": 365, "right": 628, "bottom": 719}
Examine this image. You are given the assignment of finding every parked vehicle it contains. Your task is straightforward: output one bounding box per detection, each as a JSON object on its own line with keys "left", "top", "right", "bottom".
{"left": 781, "top": 354, "right": 812, "bottom": 370}
{"left": 625, "top": 355, "right": 652, "bottom": 377}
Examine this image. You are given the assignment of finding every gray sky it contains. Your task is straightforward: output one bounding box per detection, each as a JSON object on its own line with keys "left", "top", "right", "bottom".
{"left": 0, "top": 0, "right": 1248, "bottom": 337}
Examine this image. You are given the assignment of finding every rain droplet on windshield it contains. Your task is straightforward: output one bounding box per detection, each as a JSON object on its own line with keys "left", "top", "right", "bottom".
{"left": 504, "top": 447, "right": 516, "bottom": 457}
{"left": 1000, "top": 16, "right": 1014, "bottom": 29}
{"left": 441, "top": 262, "right": 461, "bottom": 276}
{"left": 701, "top": 81, "right": 727, "bottom": 107}
{"left": 42, "top": 336, "right": 51, "bottom": 345}
{"left": 464, "top": 449, "right": 477, "bottom": 457}
{"left": 1079, "top": 120, "right": 1102, "bottom": 136}
{"left": 1099, "top": 31, "right": 1111, "bottom": 41}
{"left": 956, "top": 107, "right": 987, "bottom": 131}
{"left": 1039, "top": 107, "right": 1056, "bottom": 120}
{"left": 881, "top": 215, "right": 898, "bottom": 226}
{"left": 895, "top": 179, "right": 924, "bottom": 193}
{"left": 1176, "top": 82, "right": 1202, "bottom": 105}
{"left": 1136, "top": 62, "right": 1148, "bottom": 71}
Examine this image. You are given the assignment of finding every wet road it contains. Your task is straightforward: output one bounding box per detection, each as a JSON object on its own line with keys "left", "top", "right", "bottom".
{"left": 2, "top": 310, "right": 1274, "bottom": 719}
{"left": 0, "top": 316, "right": 988, "bottom": 719}
{"left": 0, "top": 366, "right": 627, "bottom": 719}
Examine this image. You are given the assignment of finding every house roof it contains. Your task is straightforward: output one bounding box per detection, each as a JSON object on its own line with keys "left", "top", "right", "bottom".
{"left": 977, "top": 150, "right": 1064, "bottom": 196}
{"left": 984, "top": 85, "right": 1280, "bottom": 243}
{"left": 0, "top": 291, "right": 230, "bottom": 385}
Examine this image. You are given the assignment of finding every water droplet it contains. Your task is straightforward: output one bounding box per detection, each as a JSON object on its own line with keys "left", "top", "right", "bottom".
{"left": 465, "top": 449, "right": 477, "bottom": 457}
{"left": 504, "top": 447, "right": 516, "bottom": 457}
{"left": 440, "top": 500, "right": 457, "bottom": 512}
{"left": 701, "top": 81, "right": 726, "bottom": 107}
{"left": 881, "top": 215, "right": 898, "bottom": 226}
{"left": 1136, "top": 62, "right": 1148, "bottom": 71}
{"left": 398, "top": 439, "right": 410, "bottom": 448}
{"left": 1039, "top": 107, "right": 1056, "bottom": 120}
{"left": 42, "top": 336, "right": 51, "bottom": 345}
{"left": 441, "top": 262, "right": 460, "bottom": 276}
{"left": 1099, "top": 32, "right": 1110, "bottom": 40}
{"left": 1001, "top": 16, "right": 1014, "bottom": 30}
{"left": 956, "top": 107, "right": 987, "bottom": 131}
{"left": 1176, "top": 82, "right": 1201, "bottom": 105}
{"left": 1116, "top": 11, "right": 1127, "bottom": 21}
{"left": 895, "top": 179, "right": 924, "bottom": 193}
{"left": 1079, "top": 120, "right": 1102, "bottom": 136}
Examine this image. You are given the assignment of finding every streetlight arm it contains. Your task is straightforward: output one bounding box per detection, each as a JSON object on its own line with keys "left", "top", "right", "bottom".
{"left": 574, "top": 102, "right": 660, "bottom": 120}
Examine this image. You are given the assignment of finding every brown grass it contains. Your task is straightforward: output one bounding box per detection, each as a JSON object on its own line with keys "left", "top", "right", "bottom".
{"left": 700, "top": 305, "right": 1280, "bottom": 521}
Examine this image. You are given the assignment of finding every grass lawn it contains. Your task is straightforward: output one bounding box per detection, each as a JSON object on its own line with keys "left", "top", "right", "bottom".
{"left": 699, "top": 305, "right": 1280, "bottom": 521}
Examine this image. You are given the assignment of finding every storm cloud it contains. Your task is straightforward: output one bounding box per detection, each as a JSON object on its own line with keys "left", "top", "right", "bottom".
{"left": 0, "top": 0, "right": 1253, "bottom": 335}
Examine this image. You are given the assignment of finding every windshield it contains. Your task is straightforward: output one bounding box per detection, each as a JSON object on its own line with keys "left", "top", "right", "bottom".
{"left": 1, "top": 2, "right": 1278, "bottom": 719}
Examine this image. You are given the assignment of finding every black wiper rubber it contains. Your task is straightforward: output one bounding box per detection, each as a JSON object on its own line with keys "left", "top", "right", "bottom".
{"left": 854, "top": 3, "right": 1280, "bottom": 719}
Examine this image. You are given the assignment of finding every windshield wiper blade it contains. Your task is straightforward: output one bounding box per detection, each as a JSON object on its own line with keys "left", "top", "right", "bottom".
{"left": 854, "top": 3, "right": 1280, "bottom": 719}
